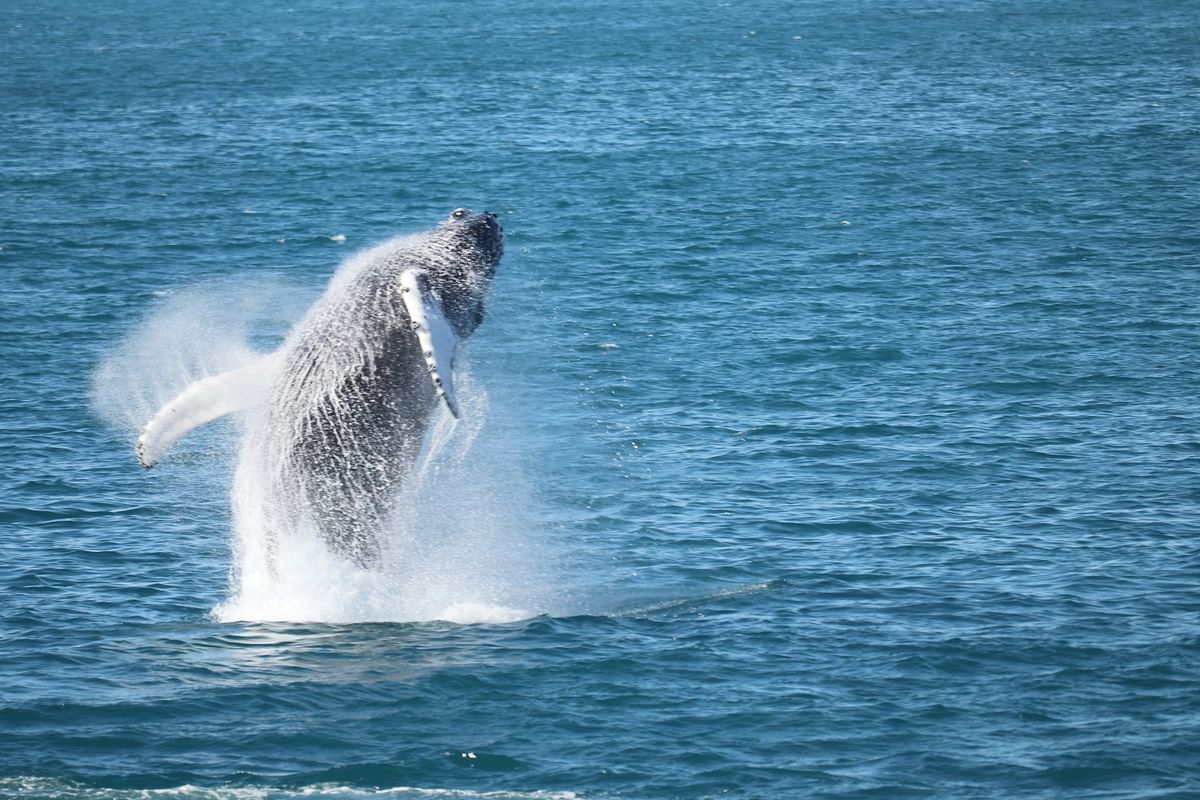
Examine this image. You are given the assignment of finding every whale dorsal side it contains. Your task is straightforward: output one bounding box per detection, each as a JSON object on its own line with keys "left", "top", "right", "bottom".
{"left": 399, "top": 268, "right": 461, "bottom": 419}
{"left": 136, "top": 354, "right": 281, "bottom": 469}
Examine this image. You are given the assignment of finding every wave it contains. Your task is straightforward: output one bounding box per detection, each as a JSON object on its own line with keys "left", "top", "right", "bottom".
{"left": 0, "top": 778, "right": 579, "bottom": 800}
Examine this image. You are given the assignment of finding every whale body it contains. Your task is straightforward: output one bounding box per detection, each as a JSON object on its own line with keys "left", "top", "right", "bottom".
{"left": 137, "top": 209, "right": 503, "bottom": 565}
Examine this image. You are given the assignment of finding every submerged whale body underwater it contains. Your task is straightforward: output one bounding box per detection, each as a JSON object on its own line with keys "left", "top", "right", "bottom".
{"left": 136, "top": 208, "right": 503, "bottom": 566}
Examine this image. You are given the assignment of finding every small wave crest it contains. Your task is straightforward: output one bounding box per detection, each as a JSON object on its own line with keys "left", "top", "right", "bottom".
{"left": 0, "top": 778, "right": 579, "bottom": 800}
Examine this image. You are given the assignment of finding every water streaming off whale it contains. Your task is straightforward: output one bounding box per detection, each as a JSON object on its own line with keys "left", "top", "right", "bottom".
{"left": 93, "top": 240, "right": 554, "bottom": 625}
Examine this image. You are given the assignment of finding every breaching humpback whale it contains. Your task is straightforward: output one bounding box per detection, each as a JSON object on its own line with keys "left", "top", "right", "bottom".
{"left": 136, "top": 209, "right": 503, "bottom": 565}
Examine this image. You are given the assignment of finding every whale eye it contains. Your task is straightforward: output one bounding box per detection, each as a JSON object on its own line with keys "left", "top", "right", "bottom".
{"left": 451, "top": 208, "right": 468, "bottom": 219}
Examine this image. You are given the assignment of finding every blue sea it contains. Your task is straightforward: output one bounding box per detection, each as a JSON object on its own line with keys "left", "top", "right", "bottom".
{"left": 2, "top": 0, "right": 1199, "bottom": 797}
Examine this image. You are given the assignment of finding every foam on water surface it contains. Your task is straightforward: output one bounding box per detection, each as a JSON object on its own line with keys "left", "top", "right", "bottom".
{"left": 0, "top": 778, "right": 578, "bottom": 800}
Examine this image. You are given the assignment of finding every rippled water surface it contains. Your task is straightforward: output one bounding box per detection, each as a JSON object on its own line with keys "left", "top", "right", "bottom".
{"left": 2, "top": 0, "right": 1199, "bottom": 798}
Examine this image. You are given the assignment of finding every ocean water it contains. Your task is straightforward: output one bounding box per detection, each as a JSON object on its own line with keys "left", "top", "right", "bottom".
{"left": 2, "top": 0, "right": 1199, "bottom": 797}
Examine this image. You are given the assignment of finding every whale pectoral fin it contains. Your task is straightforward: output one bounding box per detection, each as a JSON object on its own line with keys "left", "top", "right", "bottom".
{"left": 136, "top": 355, "right": 279, "bottom": 469}
{"left": 399, "top": 269, "right": 461, "bottom": 418}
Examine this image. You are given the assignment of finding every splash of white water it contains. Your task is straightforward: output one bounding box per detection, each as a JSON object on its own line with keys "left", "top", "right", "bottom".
{"left": 218, "top": 367, "right": 548, "bottom": 625}
{"left": 92, "top": 283, "right": 288, "bottom": 438}
{"left": 94, "top": 281, "right": 553, "bottom": 626}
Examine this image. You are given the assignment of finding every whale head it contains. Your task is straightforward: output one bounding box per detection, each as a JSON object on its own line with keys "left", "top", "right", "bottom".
{"left": 427, "top": 208, "right": 503, "bottom": 338}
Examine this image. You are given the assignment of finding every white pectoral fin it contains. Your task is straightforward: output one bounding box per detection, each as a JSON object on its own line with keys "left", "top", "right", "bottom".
{"left": 400, "top": 269, "right": 462, "bottom": 418}
{"left": 136, "top": 355, "right": 279, "bottom": 469}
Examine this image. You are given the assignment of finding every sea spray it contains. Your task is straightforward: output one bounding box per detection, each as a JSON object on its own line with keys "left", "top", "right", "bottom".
{"left": 91, "top": 282, "right": 301, "bottom": 439}
{"left": 218, "top": 366, "right": 549, "bottom": 624}
{"left": 95, "top": 279, "right": 554, "bottom": 625}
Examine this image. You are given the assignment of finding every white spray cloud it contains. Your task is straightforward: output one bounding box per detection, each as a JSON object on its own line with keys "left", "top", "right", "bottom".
{"left": 94, "top": 278, "right": 556, "bottom": 626}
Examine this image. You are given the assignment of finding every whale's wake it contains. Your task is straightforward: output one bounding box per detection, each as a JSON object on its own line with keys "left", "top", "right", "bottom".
{"left": 94, "top": 281, "right": 553, "bottom": 625}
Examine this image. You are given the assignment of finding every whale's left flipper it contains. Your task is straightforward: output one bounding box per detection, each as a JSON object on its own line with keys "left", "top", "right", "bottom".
{"left": 400, "top": 269, "right": 462, "bottom": 418}
{"left": 137, "top": 355, "right": 280, "bottom": 469}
